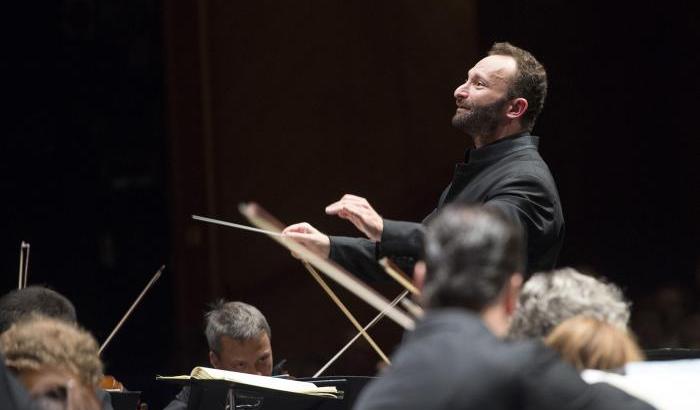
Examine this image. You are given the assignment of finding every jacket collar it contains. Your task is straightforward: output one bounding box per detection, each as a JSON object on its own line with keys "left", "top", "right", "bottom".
{"left": 465, "top": 132, "right": 539, "bottom": 163}
{"left": 414, "top": 308, "right": 493, "bottom": 338}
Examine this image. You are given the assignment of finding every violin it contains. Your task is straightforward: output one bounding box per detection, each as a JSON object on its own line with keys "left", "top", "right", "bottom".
{"left": 100, "top": 375, "right": 125, "bottom": 391}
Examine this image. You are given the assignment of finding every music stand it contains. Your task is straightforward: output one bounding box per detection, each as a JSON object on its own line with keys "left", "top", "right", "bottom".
{"left": 161, "top": 376, "right": 372, "bottom": 410}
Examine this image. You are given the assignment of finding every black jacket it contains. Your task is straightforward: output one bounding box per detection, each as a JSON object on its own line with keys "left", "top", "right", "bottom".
{"left": 353, "top": 309, "right": 655, "bottom": 410}
{"left": 0, "top": 353, "right": 37, "bottom": 410}
{"left": 330, "top": 133, "right": 564, "bottom": 277}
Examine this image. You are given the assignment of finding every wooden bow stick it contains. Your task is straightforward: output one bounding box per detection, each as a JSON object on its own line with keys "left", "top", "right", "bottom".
{"left": 99, "top": 265, "right": 164, "bottom": 355}
{"left": 378, "top": 257, "right": 420, "bottom": 296}
{"left": 17, "top": 241, "right": 30, "bottom": 289}
{"left": 193, "top": 213, "right": 394, "bottom": 364}
{"left": 378, "top": 257, "right": 424, "bottom": 318}
{"left": 301, "top": 262, "right": 390, "bottom": 365}
{"left": 314, "top": 289, "right": 409, "bottom": 377}
{"left": 238, "top": 202, "right": 415, "bottom": 330}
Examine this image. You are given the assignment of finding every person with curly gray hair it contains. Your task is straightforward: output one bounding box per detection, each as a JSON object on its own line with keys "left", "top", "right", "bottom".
{"left": 508, "top": 268, "right": 631, "bottom": 340}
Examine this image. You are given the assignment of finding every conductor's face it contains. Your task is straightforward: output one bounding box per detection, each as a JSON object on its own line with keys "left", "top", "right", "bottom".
{"left": 452, "top": 55, "right": 517, "bottom": 136}
{"left": 209, "top": 332, "right": 273, "bottom": 376}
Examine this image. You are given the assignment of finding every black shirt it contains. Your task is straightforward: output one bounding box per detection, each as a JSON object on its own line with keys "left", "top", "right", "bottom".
{"left": 330, "top": 133, "right": 564, "bottom": 277}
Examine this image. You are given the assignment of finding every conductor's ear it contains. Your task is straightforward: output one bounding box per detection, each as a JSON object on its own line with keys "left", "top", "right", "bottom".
{"left": 506, "top": 97, "right": 528, "bottom": 120}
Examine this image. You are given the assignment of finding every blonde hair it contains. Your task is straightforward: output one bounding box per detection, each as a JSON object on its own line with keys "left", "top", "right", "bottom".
{"left": 0, "top": 315, "right": 104, "bottom": 387}
{"left": 545, "top": 315, "right": 643, "bottom": 371}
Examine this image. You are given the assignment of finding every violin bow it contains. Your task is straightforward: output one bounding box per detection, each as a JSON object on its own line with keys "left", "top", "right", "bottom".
{"left": 378, "top": 257, "right": 420, "bottom": 296}
{"left": 314, "top": 289, "right": 409, "bottom": 377}
{"left": 238, "top": 202, "right": 414, "bottom": 330}
{"left": 99, "top": 265, "right": 165, "bottom": 355}
{"left": 193, "top": 212, "right": 393, "bottom": 364}
{"left": 301, "top": 261, "right": 391, "bottom": 365}
{"left": 310, "top": 256, "right": 427, "bottom": 375}
{"left": 17, "top": 241, "right": 30, "bottom": 290}
{"left": 378, "top": 257, "right": 424, "bottom": 318}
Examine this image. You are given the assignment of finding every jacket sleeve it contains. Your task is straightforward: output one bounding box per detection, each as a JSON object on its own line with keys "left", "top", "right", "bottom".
{"left": 163, "top": 386, "right": 190, "bottom": 410}
{"left": 328, "top": 235, "right": 386, "bottom": 281}
{"left": 377, "top": 219, "right": 426, "bottom": 274}
{"left": 328, "top": 217, "right": 427, "bottom": 281}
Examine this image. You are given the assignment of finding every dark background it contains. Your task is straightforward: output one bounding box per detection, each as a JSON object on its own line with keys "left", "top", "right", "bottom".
{"left": 1, "top": 1, "right": 698, "bottom": 407}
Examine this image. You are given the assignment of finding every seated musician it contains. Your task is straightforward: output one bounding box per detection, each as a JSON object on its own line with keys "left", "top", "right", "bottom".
{"left": 164, "top": 300, "right": 275, "bottom": 410}
{"left": 353, "top": 205, "right": 654, "bottom": 410}
{"left": 0, "top": 286, "right": 113, "bottom": 410}
{"left": 0, "top": 316, "right": 103, "bottom": 410}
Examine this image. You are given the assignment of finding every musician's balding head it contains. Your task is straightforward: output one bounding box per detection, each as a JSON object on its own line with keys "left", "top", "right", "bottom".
{"left": 204, "top": 300, "right": 273, "bottom": 376}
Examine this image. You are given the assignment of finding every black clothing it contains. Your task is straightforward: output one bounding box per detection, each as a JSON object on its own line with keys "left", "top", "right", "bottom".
{"left": 353, "top": 309, "right": 655, "bottom": 410}
{"left": 0, "top": 353, "right": 37, "bottom": 410}
{"left": 163, "top": 385, "right": 189, "bottom": 410}
{"left": 163, "top": 363, "right": 288, "bottom": 410}
{"left": 330, "top": 133, "right": 564, "bottom": 277}
{"left": 96, "top": 388, "right": 115, "bottom": 410}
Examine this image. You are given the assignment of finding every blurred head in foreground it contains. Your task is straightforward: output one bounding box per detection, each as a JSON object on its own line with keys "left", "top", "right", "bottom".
{"left": 415, "top": 205, "right": 525, "bottom": 337}
{"left": 0, "top": 316, "right": 103, "bottom": 388}
{"left": 545, "top": 315, "right": 643, "bottom": 371}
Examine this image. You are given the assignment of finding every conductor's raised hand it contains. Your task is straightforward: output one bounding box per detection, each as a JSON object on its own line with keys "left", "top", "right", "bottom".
{"left": 282, "top": 222, "right": 331, "bottom": 259}
{"left": 325, "top": 194, "right": 383, "bottom": 242}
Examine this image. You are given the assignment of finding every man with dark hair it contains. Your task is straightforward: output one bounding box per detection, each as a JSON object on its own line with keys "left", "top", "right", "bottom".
{"left": 353, "top": 205, "right": 653, "bottom": 410}
{"left": 0, "top": 286, "right": 77, "bottom": 333}
{"left": 164, "top": 300, "right": 274, "bottom": 410}
{"left": 284, "top": 42, "right": 563, "bottom": 277}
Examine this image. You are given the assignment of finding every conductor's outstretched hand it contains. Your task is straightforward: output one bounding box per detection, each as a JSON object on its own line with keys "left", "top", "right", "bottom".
{"left": 325, "top": 194, "right": 383, "bottom": 242}
{"left": 282, "top": 222, "right": 331, "bottom": 259}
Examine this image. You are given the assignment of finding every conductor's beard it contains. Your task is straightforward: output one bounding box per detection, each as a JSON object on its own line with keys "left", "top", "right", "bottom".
{"left": 451, "top": 97, "right": 509, "bottom": 139}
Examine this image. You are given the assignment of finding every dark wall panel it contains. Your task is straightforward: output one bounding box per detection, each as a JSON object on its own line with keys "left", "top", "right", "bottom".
{"left": 165, "top": 0, "right": 478, "bottom": 377}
